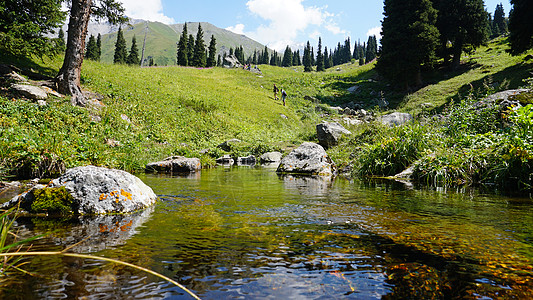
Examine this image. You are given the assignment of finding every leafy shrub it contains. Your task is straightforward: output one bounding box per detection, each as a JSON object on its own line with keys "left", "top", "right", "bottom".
{"left": 444, "top": 98, "right": 501, "bottom": 138}
{"left": 356, "top": 123, "right": 431, "bottom": 176}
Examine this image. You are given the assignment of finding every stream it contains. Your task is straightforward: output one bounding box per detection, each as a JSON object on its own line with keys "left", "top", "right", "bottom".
{"left": 1, "top": 166, "right": 532, "bottom": 299}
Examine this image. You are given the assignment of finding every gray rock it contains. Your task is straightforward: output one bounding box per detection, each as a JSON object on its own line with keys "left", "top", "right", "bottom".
{"left": 347, "top": 85, "right": 360, "bottom": 94}
{"left": 223, "top": 54, "right": 242, "bottom": 68}
{"left": 342, "top": 117, "right": 363, "bottom": 126}
{"left": 41, "top": 86, "right": 63, "bottom": 98}
{"left": 146, "top": 156, "right": 201, "bottom": 173}
{"left": 237, "top": 155, "right": 256, "bottom": 166}
{"left": 379, "top": 112, "right": 413, "bottom": 127}
{"left": 276, "top": 142, "right": 335, "bottom": 176}
{"left": 217, "top": 139, "right": 242, "bottom": 151}
{"left": 280, "top": 114, "right": 288, "bottom": 119}
{"left": 3, "top": 166, "right": 157, "bottom": 215}
{"left": 216, "top": 155, "right": 234, "bottom": 165}
{"left": 485, "top": 89, "right": 529, "bottom": 103}
{"left": 260, "top": 152, "right": 283, "bottom": 163}
{"left": 316, "top": 121, "right": 352, "bottom": 148}
{"left": 37, "top": 100, "right": 47, "bottom": 106}
{"left": 11, "top": 83, "right": 48, "bottom": 100}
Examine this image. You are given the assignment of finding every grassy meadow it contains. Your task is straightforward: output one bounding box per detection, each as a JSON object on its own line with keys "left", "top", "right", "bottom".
{"left": 1, "top": 38, "right": 532, "bottom": 190}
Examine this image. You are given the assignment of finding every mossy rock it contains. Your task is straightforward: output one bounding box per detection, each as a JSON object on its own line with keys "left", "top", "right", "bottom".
{"left": 31, "top": 186, "right": 74, "bottom": 215}
{"left": 510, "top": 91, "right": 533, "bottom": 106}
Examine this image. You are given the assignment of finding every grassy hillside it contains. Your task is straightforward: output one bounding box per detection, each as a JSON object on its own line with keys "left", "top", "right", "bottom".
{"left": 100, "top": 22, "right": 268, "bottom": 66}
{"left": 1, "top": 38, "right": 532, "bottom": 188}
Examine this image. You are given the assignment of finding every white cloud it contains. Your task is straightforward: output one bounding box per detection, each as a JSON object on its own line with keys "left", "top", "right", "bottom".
{"left": 244, "top": 0, "right": 330, "bottom": 51}
{"left": 226, "top": 24, "right": 246, "bottom": 35}
{"left": 119, "top": 0, "right": 175, "bottom": 24}
{"left": 325, "top": 23, "right": 346, "bottom": 36}
{"left": 366, "top": 26, "right": 382, "bottom": 40}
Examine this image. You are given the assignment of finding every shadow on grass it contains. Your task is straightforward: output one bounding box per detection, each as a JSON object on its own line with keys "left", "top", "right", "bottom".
{"left": 0, "top": 51, "right": 58, "bottom": 79}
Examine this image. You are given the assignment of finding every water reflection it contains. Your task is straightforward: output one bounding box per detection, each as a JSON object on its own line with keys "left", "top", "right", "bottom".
{"left": 279, "top": 174, "right": 333, "bottom": 197}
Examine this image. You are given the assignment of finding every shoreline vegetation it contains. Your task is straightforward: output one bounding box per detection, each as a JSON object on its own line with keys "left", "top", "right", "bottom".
{"left": 1, "top": 37, "right": 532, "bottom": 193}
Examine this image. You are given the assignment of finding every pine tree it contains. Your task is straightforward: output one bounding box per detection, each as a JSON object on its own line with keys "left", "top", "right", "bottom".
{"left": 353, "top": 42, "right": 359, "bottom": 60}
{"left": 296, "top": 50, "right": 302, "bottom": 65}
{"left": 207, "top": 35, "right": 217, "bottom": 67}
{"left": 303, "top": 41, "right": 313, "bottom": 72}
{"left": 433, "top": 0, "right": 488, "bottom": 68}
{"left": 282, "top": 46, "right": 293, "bottom": 67}
{"left": 365, "top": 35, "right": 378, "bottom": 62}
{"left": 292, "top": 50, "right": 299, "bottom": 66}
{"left": 493, "top": 3, "right": 507, "bottom": 37}
{"left": 192, "top": 23, "right": 206, "bottom": 67}
{"left": 96, "top": 33, "right": 102, "bottom": 61}
{"left": 126, "top": 35, "right": 140, "bottom": 65}
{"left": 177, "top": 23, "right": 189, "bottom": 66}
{"left": 57, "top": 28, "right": 66, "bottom": 52}
{"left": 316, "top": 37, "right": 325, "bottom": 71}
{"left": 344, "top": 38, "right": 352, "bottom": 63}
{"left": 187, "top": 34, "right": 195, "bottom": 63}
{"left": 324, "top": 46, "right": 331, "bottom": 69}
{"left": 377, "top": 0, "right": 440, "bottom": 88}
{"left": 85, "top": 35, "right": 98, "bottom": 60}
{"left": 217, "top": 54, "right": 222, "bottom": 67}
{"left": 311, "top": 47, "right": 315, "bottom": 66}
{"left": 113, "top": 27, "right": 127, "bottom": 64}
{"left": 509, "top": 0, "right": 533, "bottom": 54}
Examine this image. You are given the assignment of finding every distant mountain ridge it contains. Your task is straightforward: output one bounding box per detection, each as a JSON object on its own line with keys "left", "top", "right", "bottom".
{"left": 83, "top": 20, "right": 268, "bottom": 66}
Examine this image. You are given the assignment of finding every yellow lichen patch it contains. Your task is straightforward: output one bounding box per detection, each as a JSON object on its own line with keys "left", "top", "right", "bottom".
{"left": 99, "top": 193, "right": 108, "bottom": 201}
{"left": 120, "top": 189, "right": 132, "bottom": 201}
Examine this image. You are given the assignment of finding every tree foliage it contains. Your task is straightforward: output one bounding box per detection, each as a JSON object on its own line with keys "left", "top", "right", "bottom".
{"left": 177, "top": 23, "right": 189, "bottom": 66}
{"left": 192, "top": 23, "right": 207, "bottom": 67}
{"left": 0, "top": 0, "right": 66, "bottom": 57}
{"left": 509, "top": 0, "right": 533, "bottom": 55}
{"left": 492, "top": 3, "right": 508, "bottom": 37}
{"left": 85, "top": 35, "right": 98, "bottom": 60}
{"left": 303, "top": 41, "right": 313, "bottom": 72}
{"left": 113, "top": 27, "right": 127, "bottom": 64}
{"left": 377, "top": 0, "right": 440, "bottom": 88}
{"left": 126, "top": 35, "right": 140, "bottom": 65}
{"left": 282, "top": 46, "right": 293, "bottom": 67}
{"left": 316, "top": 37, "right": 325, "bottom": 71}
{"left": 207, "top": 34, "right": 217, "bottom": 67}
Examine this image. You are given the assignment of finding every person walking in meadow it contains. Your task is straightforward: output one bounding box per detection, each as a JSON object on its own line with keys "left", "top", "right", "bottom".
{"left": 281, "top": 89, "right": 287, "bottom": 106}
{"left": 273, "top": 84, "right": 279, "bottom": 100}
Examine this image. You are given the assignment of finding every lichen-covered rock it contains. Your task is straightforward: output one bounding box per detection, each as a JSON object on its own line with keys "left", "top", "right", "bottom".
{"left": 146, "top": 156, "right": 201, "bottom": 173}
{"left": 276, "top": 142, "right": 335, "bottom": 176}
{"left": 216, "top": 155, "right": 234, "bottom": 165}
{"left": 3, "top": 166, "right": 157, "bottom": 215}
{"left": 11, "top": 83, "right": 48, "bottom": 100}
{"left": 316, "top": 121, "right": 352, "bottom": 148}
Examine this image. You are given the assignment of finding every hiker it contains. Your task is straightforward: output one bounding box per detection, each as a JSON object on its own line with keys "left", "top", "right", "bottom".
{"left": 281, "top": 89, "right": 287, "bottom": 106}
{"left": 273, "top": 84, "right": 279, "bottom": 100}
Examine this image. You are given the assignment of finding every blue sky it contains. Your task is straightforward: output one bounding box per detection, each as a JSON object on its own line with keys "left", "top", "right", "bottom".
{"left": 120, "top": 0, "right": 512, "bottom": 52}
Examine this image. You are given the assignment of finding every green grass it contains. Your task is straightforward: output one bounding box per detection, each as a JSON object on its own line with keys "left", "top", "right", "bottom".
{"left": 1, "top": 37, "right": 532, "bottom": 189}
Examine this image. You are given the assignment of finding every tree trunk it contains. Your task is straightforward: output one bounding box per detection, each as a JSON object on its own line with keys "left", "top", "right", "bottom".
{"left": 451, "top": 41, "right": 463, "bottom": 70}
{"left": 56, "top": 0, "right": 92, "bottom": 107}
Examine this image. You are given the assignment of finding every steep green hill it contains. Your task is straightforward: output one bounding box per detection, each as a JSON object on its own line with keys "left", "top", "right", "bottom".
{"left": 100, "top": 21, "right": 268, "bottom": 66}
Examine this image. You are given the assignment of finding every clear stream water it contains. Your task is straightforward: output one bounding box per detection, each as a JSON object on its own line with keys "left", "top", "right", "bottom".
{"left": 1, "top": 166, "right": 532, "bottom": 299}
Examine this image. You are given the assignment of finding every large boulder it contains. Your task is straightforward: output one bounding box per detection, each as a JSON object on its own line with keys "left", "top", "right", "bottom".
{"left": 146, "top": 156, "right": 201, "bottom": 173}
{"left": 379, "top": 112, "right": 413, "bottom": 127}
{"left": 276, "top": 142, "right": 335, "bottom": 176}
{"left": 3, "top": 166, "right": 157, "bottom": 215}
{"left": 237, "top": 155, "right": 256, "bottom": 166}
{"left": 11, "top": 83, "right": 48, "bottom": 100}
{"left": 223, "top": 54, "right": 242, "bottom": 68}
{"left": 316, "top": 121, "right": 352, "bottom": 148}
{"left": 260, "top": 152, "right": 283, "bottom": 163}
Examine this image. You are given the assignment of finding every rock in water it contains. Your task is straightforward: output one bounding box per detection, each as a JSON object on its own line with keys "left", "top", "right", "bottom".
{"left": 316, "top": 121, "right": 352, "bottom": 148}
{"left": 276, "top": 142, "right": 335, "bottom": 176}
{"left": 3, "top": 166, "right": 157, "bottom": 215}
{"left": 260, "top": 152, "right": 283, "bottom": 163}
{"left": 146, "top": 156, "right": 201, "bottom": 173}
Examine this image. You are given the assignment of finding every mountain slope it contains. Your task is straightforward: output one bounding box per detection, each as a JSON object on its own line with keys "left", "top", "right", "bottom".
{"left": 98, "top": 21, "right": 268, "bottom": 66}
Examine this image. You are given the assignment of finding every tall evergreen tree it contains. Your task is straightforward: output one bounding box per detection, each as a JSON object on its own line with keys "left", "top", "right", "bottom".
{"left": 282, "top": 46, "right": 293, "bottom": 67}
{"left": 187, "top": 34, "right": 195, "bottom": 64}
{"left": 177, "top": 23, "right": 189, "bottom": 66}
{"left": 493, "top": 3, "right": 508, "bottom": 37}
{"left": 113, "top": 27, "right": 127, "bottom": 64}
{"left": 126, "top": 35, "right": 140, "bottom": 65}
{"left": 365, "top": 35, "right": 378, "bottom": 62}
{"left": 433, "top": 0, "right": 488, "bottom": 68}
{"left": 57, "top": 28, "right": 66, "bottom": 53}
{"left": 344, "top": 38, "right": 352, "bottom": 63}
{"left": 85, "top": 35, "right": 98, "bottom": 60}
{"left": 217, "top": 54, "right": 222, "bottom": 67}
{"left": 192, "top": 23, "right": 206, "bottom": 67}
{"left": 303, "top": 41, "right": 313, "bottom": 72}
{"left": 316, "top": 37, "right": 325, "bottom": 71}
{"left": 509, "top": 0, "right": 533, "bottom": 54}
{"left": 207, "top": 35, "right": 217, "bottom": 67}
{"left": 377, "top": 0, "right": 440, "bottom": 88}
{"left": 96, "top": 33, "right": 102, "bottom": 61}
{"left": 292, "top": 50, "right": 299, "bottom": 66}
{"left": 311, "top": 47, "right": 315, "bottom": 66}
{"left": 353, "top": 42, "right": 359, "bottom": 60}
{"left": 324, "top": 46, "right": 331, "bottom": 69}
